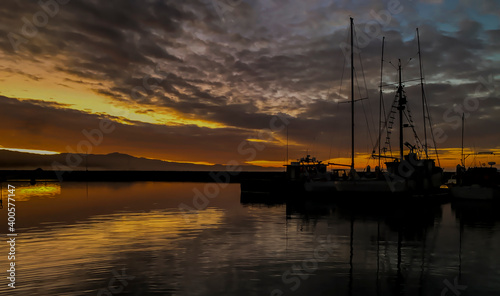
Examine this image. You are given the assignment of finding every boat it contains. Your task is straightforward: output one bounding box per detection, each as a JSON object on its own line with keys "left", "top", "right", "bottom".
{"left": 333, "top": 19, "right": 443, "bottom": 194}
{"left": 241, "top": 18, "right": 444, "bottom": 197}
{"left": 240, "top": 155, "right": 336, "bottom": 196}
{"left": 285, "top": 155, "right": 337, "bottom": 192}
{"left": 449, "top": 116, "right": 499, "bottom": 200}
{"left": 450, "top": 166, "right": 499, "bottom": 199}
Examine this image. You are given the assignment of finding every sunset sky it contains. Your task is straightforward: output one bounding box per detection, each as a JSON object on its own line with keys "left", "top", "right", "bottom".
{"left": 0, "top": 0, "right": 499, "bottom": 170}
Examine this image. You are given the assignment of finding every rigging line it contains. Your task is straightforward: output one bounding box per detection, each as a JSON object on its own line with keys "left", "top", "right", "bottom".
{"left": 381, "top": 85, "right": 388, "bottom": 156}
{"left": 325, "top": 39, "right": 346, "bottom": 102}
{"left": 354, "top": 42, "right": 369, "bottom": 100}
{"left": 329, "top": 26, "right": 350, "bottom": 160}
{"left": 352, "top": 25, "right": 374, "bottom": 150}
{"left": 362, "top": 103, "right": 375, "bottom": 150}
{"left": 338, "top": 55, "right": 347, "bottom": 102}
{"left": 378, "top": 95, "right": 396, "bottom": 157}
{"left": 379, "top": 39, "right": 388, "bottom": 156}
{"left": 372, "top": 109, "right": 391, "bottom": 155}
{"left": 337, "top": 24, "right": 350, "bottom": 102}
{"left": 417, "top": 27, "right": 428, "bottom": 159}
{"left": 420, "top": 76, "right": 439, "bottom": 164}
{"left": 405, "top": 106, "right": 419, "bottom": 150}
{"left": 415, "top": 30, "right": 426, "bottom": 79}
{"left": 354, "top": 67, "right": 375, "bottom": 149}
{"left": 402, "top": 54, "right": 418, "bottom": 69}
{"left": 387, "top": 60, "right": 398, "bottom": 70}
{"left": 330, "top": 68, "right": 344, "bottom": 160}
{"left": 378, "top": 36, "right": 385, "bottom": 167}
{"left": 328, "top": 95, "right": 344, "bottom": 162}
{"left": 405, "top": 100, "right": 423, "bottom": 143}
{"left": 362, "top": 100, "right": 375, "bottom": 149}
{"left": 403, "top": 109, "right": 424, "bottom": 151}
{"left": 325, "top": 78, "right": 337, "bottom": 101}
{"left": 416, "top": 30, "right": 439, "bottom": 164}
{"left": 425, "top": 91, "right": 441, "bottom": 166}
{"left": 386, "top": 94, "right": 399, "bottom": 157}
{"left": 324, "top": 37, "right": 348, "bottom": 161}
{"left": 358, "top": 49, "right": 377, "bottom": 141}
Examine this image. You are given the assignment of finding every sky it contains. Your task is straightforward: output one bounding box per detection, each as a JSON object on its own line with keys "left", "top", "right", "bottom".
{"left": 0, "top": 0, "right": 499, "bottom": 170}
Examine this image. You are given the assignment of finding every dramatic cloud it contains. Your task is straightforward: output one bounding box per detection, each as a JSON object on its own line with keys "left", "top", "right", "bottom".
{"left": 1, "top": 0, "right": 499, "bottom": 169}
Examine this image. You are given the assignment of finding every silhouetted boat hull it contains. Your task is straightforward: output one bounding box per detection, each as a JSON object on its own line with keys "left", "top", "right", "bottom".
{"left": 451, "top": 166, "right": 499, "bottom": 200}
{"left": 450, "top": 185, "right": 499, "bottom": 200}
{"left": 304, "top": 180, "right": 336, "bottom": 192}
{"left": 334, "top": 177, "right": 406, "bottom": 193}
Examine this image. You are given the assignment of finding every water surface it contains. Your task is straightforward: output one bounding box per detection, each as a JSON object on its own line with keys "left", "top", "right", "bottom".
{"left": 0, "top": 181, "right": 499, "bottom": 295}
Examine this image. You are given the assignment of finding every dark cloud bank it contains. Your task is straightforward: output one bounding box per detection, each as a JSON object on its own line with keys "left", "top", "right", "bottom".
{"left": 1, "top": 0, "right": 499, "bottom": 165}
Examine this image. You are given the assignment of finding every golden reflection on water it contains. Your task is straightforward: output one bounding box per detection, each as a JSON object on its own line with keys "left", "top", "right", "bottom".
{"left": 0, "top": 182, "right": 229, "bottom": 295}
{"left": 5, "top": 182, "right": 62, "bottom": 201}
{"left": 1, "top": 182, "right": 499, "bottom": 295}
{"left": 10, "top": 209, "right": 226, "bottom": 295}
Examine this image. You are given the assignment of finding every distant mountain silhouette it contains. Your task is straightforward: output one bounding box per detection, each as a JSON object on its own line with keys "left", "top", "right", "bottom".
{"left": 0, "top": 150, "right": 278, "bottom": 171}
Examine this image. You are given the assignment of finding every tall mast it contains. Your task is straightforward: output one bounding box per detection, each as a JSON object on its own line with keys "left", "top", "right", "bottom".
{"left": 397, "top": 59, "right": 405, "bottom": 161}
{"left": 461, "top": 113, "right": 464, "bottom": 166}
{"left": 417, "top": 28, "right": 428, "bottom": 158}
{"left": 350, "top": 17, "right": 354, "bottom": 170}
{"left": 378, "top": 37, "right": 385, "bottom": 168}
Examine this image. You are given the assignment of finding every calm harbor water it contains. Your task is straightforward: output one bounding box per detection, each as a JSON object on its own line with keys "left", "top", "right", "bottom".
{"left": 1, "top": 181, "right": 499, "bottom": 295}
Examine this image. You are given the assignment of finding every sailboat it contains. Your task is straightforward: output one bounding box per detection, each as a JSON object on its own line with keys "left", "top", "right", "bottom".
{"left": 248, "top": 18, "right": 443, "bottom": 196}
{"left": 333, "top": 19, "right": 443, "bottom": 194}
{"left": 375, "top": 57, "right": 443, "bottom": 194}
{"left": 450, "top": 115, "right": 499, "bottom": 200}
{"left": 329, "top": 18, "right": 399, "bottom": 193}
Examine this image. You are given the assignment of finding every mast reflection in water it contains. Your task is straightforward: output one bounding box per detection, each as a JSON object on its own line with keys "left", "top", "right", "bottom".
{"left": 0, "top": 182, "right": 499, "bottom": 295}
